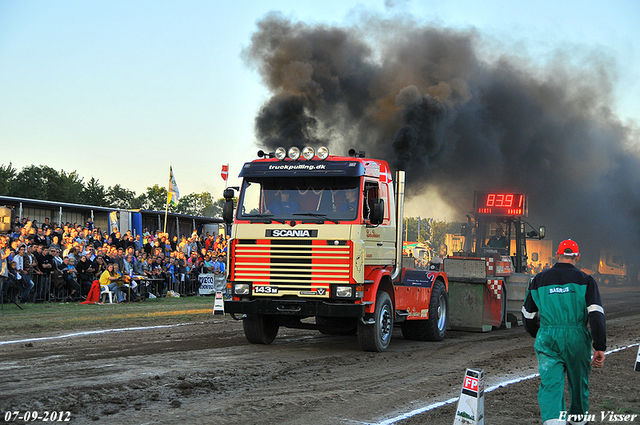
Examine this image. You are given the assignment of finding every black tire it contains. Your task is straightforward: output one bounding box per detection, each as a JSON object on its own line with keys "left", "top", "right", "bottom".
{"left": 316, "top": 316, "right": 357, "bottom": 335}
{"left": 601, "top": 275, "right": 614, "bottom": 286}
{"left": 401, "top": 280, "right": 448, "bottom": 341}
{"left": 243, "top": 314, "right": 279, "bottom": 344}
{"left": 357, "top": 291, "right": 393, "bottom": 352}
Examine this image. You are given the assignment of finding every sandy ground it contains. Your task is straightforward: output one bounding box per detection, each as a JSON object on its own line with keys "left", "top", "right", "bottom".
{"left": 0, "top": 286, "right": 638, "bottom": 425}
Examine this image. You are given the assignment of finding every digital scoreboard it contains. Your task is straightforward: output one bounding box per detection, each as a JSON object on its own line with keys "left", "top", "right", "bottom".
{"left": 474, "top": 192, "right": 527, "bottom": 217}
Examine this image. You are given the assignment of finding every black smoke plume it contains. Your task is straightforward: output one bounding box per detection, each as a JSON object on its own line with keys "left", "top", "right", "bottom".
{"left": 244, "top": 12, "right": 640, "bottom": 266}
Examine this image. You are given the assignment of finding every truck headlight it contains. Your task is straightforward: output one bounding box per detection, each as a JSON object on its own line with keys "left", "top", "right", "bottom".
{"left": 317, "top": 146, "right": 329, "bottom": 160}
{"left": 335, "top": 286, "right": 353, "bottom": 298}
{"left": 234, "top": 283, "right": 251, "bottom": 296}
{"left": 288, "top": 146, "right": 301, "bottom": 160}
{"left": 302, "top": 146, "right": 315, "bottom": 160}
{"left": 275, "top": 147, "right": 287, "bottom": 160}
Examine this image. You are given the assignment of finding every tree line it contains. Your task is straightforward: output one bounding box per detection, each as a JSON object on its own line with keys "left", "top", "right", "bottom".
{"left": 0, "top": 163, "right": 460, "bottom": 247}
{"left": 0, "top": 163, "right": 224, "bottom": 217}
{"left": 404, "top": 216, "right": 461, "bottom": 252}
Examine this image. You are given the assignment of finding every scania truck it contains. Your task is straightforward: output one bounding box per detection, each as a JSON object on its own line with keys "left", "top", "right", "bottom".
{"left": 223, "top": 146, "right": 449, "bottom": 352}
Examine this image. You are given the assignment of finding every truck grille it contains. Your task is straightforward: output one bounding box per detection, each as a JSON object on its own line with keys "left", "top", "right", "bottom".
{"left": 231, "top": 239, "right": 352, "bottom": 285}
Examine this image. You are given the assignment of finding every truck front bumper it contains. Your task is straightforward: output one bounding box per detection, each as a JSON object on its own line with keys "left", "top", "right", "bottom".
{"left": 225, "top": 299, "right": 365, "bottom": 317}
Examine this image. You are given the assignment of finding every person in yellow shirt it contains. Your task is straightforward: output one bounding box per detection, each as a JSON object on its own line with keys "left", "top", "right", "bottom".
{"left": 99, "top": 263, "right": 125, "bottom": 302}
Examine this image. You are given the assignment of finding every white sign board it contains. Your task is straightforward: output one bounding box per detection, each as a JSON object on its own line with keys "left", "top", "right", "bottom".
{"left": 454, "top": 368, "right": 485, "bottom": 425}
{"left": 213, "top": 291, "right": 225, "bottom": 315}
{"left": 198, "top": 273, "right": 227, "bottom": 295}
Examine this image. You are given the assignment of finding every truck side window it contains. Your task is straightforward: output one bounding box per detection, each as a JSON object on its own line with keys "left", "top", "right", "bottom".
{"left": 242, "top": 182, "right": 261, "bottom": 215}
{"left": 363, "top": 181, "right": 380, "bottom": 221}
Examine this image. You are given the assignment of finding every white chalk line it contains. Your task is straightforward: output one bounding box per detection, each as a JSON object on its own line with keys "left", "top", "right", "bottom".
{"left": 0, "top": 322, "right": 199, "bottom": 346}
{"left": 367, "top": 342, "right": 640, "bottom": 425}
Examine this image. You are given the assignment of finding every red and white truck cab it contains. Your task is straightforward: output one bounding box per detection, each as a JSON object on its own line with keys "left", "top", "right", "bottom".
{"left": 223, "top": 146, "right": 449, "bottom": 352}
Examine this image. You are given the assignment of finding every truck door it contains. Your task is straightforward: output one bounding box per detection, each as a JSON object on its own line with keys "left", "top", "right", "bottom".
{"left": 362, "top": 180, "right": 395, "bottom": 265}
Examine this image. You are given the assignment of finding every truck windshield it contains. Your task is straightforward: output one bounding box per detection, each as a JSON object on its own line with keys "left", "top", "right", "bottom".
{"left": 237, "top": 177, "right": 361, "bottom": 222}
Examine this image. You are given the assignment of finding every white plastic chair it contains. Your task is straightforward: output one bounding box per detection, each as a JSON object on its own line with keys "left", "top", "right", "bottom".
{"left": 100, "top": 286, "right": 115, "bottom": 304}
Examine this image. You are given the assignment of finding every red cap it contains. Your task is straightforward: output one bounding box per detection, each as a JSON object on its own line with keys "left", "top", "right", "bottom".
{"left": 557, "top": 239, "right": 579, "bottom": 257}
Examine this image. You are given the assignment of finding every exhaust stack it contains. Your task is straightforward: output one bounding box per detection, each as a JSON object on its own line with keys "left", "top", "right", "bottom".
{"left": 392, "top": 170, "right": 406, "bottom": 281}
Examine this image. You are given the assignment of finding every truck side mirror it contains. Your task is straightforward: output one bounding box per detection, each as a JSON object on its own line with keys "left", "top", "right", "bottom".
{"left": 223, "top": 201, "right": 234, "bottom": 224}
{"left": 222, "top": 187, "right": 238, "bottom": 224}
{"left": 223, "top": 188, "right": 235, "bottom": 199}
{"left": 369, "top": 199, "right": 384, "bottom": 225}
{"left": 538, "top": 226, "right": 546, "bottom": 240}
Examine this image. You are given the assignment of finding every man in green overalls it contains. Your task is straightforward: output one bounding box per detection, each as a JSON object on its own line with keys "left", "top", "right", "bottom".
{"left": 522, "top": 239, "right": 606, "bottom": 425}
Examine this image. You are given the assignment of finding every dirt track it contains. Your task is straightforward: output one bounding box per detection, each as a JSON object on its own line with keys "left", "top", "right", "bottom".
{"left": 1, "top": 286, "right": 639, "bottom": 425}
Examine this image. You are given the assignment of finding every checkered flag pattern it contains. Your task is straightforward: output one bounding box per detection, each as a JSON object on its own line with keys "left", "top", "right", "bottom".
{"left": 487, "top": 279, "right": 502, "bottom": 300}
{"left": 484, "top": 257, "right": 494, "bottom": 274}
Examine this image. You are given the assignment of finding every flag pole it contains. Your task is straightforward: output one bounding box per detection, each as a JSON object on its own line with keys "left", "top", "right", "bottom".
{"left": 164, "top": 163, "right": 171, "bottom": 234}
{"left": 165, "top": 163, "right": 180, "bottom": 235}
{"left": 163, "top": 199, "right": 169, "bottom": 234}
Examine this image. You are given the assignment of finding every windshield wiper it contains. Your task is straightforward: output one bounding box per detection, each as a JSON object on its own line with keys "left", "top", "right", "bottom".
{"left": 244, "top": 214, "right": 283, "bottom": 224}
{"left": 246, "top": 214, "right": 272, "bottom": 222}
{"left": 292, "top": 212, "right": 339, "bottom": 224}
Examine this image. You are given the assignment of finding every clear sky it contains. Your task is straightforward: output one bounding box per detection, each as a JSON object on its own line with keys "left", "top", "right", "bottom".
{"left": 1, "top": 0, "right": 638, "bottom": 218}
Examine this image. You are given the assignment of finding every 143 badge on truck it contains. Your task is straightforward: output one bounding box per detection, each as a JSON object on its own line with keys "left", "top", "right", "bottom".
{"left": 254, "top": 286, "right": 278, "bottom": 294}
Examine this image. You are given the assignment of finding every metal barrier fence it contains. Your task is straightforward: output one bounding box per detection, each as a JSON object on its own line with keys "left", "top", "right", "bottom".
{"left": 1, "top": 271, "right": 214, "bottom": 305}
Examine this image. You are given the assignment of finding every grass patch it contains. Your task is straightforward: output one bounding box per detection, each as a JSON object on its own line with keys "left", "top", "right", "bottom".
{"left": 0, "top": 296, "right": 217, "bottom": 336}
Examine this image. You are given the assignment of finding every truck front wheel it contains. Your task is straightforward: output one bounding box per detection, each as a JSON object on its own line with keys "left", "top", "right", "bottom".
{"left": 243, "top": 314, "right": 279, "bottom": 344}
{"left": 358, "top": 291, "right": 393, "bottom": 352}
{"left": 401, "top": 280, "right": 448, "bottom": 341}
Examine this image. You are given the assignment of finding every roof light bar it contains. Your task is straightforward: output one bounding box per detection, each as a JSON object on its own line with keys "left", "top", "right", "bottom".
{"left": 270, "top": 145, "right": 331, "bottom": 161}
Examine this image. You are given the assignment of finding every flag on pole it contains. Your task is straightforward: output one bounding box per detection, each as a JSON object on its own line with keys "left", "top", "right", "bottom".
{"left": 221, "top": 164, "right": 229, "bottom": 181}
{"left": 168, "top": 166, "right": 180, "bottom": 205}
{"left": 109, "top": 211, "right": 119, "bottom": 233}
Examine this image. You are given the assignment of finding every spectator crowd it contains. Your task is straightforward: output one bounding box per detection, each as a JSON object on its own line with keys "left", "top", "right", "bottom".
{"left": 1, "top": 216, "right": 228, "bottom": 304}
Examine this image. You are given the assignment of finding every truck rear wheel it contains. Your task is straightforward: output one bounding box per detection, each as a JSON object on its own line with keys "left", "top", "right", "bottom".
{"left": 357, "top": 291, "right": 393, "bottom": 352}
{"left": 401, "top": 280, "right": 448, "bottom": 341}
{"left": 243, "top": 314, "right": 279, "bottom": 344}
